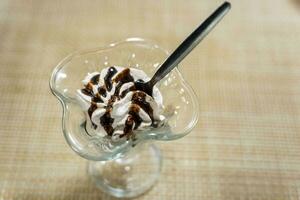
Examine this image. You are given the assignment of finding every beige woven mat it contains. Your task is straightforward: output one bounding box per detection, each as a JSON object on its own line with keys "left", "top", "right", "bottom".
{"left": 1, "top": 0, "right": 300, "bottom": 199}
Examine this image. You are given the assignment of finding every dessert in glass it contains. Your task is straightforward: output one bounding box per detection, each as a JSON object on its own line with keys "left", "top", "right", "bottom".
{"left": 50, "top": 38, "right": 199, "bottom": 198}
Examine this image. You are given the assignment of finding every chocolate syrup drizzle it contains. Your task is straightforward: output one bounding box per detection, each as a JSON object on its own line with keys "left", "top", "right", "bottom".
{"left": 104, "top": 67, "right": 117, "bottom": 91}
{"left": 82, "top": 66, "right": 159, "bottom": 139}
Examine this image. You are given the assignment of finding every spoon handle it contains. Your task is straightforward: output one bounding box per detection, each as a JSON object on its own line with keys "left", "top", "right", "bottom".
{"left": 149, "top": 1, "right": 231, "bottom": 86}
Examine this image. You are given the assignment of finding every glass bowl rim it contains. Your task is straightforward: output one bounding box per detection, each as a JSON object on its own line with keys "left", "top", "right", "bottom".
{"left": 49, "top": 37, "right": 199, "bottom": 146}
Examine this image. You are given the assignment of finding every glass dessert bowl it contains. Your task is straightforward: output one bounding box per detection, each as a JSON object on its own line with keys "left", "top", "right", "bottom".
{"left": 50, "top": 38, "right": 199, "bottom": 198}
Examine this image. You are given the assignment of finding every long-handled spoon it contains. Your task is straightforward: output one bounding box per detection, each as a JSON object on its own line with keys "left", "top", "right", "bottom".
{"left": 135, "top": 1, "right": 231, "bottom": 95}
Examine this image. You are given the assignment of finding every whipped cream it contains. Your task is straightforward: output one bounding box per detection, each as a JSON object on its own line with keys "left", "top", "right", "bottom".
{"left": 77, "top": 66, "right": 165, "bottom": 141}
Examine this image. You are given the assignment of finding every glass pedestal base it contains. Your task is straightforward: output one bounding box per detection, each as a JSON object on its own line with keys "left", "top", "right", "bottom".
{"left": 87, "top": 144, "right": 162, "bottom": 198}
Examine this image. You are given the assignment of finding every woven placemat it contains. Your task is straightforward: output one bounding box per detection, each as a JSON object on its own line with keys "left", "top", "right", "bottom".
{"left": 0, "top": 0, "right": 300, "bottom": 199}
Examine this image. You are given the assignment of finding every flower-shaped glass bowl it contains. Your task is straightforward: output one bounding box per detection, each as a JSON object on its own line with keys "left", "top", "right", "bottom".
{"left": 50, "top": 38, "right": 199, "bottom": 161}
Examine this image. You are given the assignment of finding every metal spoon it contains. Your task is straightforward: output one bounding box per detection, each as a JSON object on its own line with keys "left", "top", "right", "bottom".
{"left": 135, "top": 1, "right": 231, "bottom": 96}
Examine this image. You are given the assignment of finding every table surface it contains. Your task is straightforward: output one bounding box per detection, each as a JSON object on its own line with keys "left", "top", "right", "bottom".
{"left": 1, "top": 0, "right": 300, "bottom": 199}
